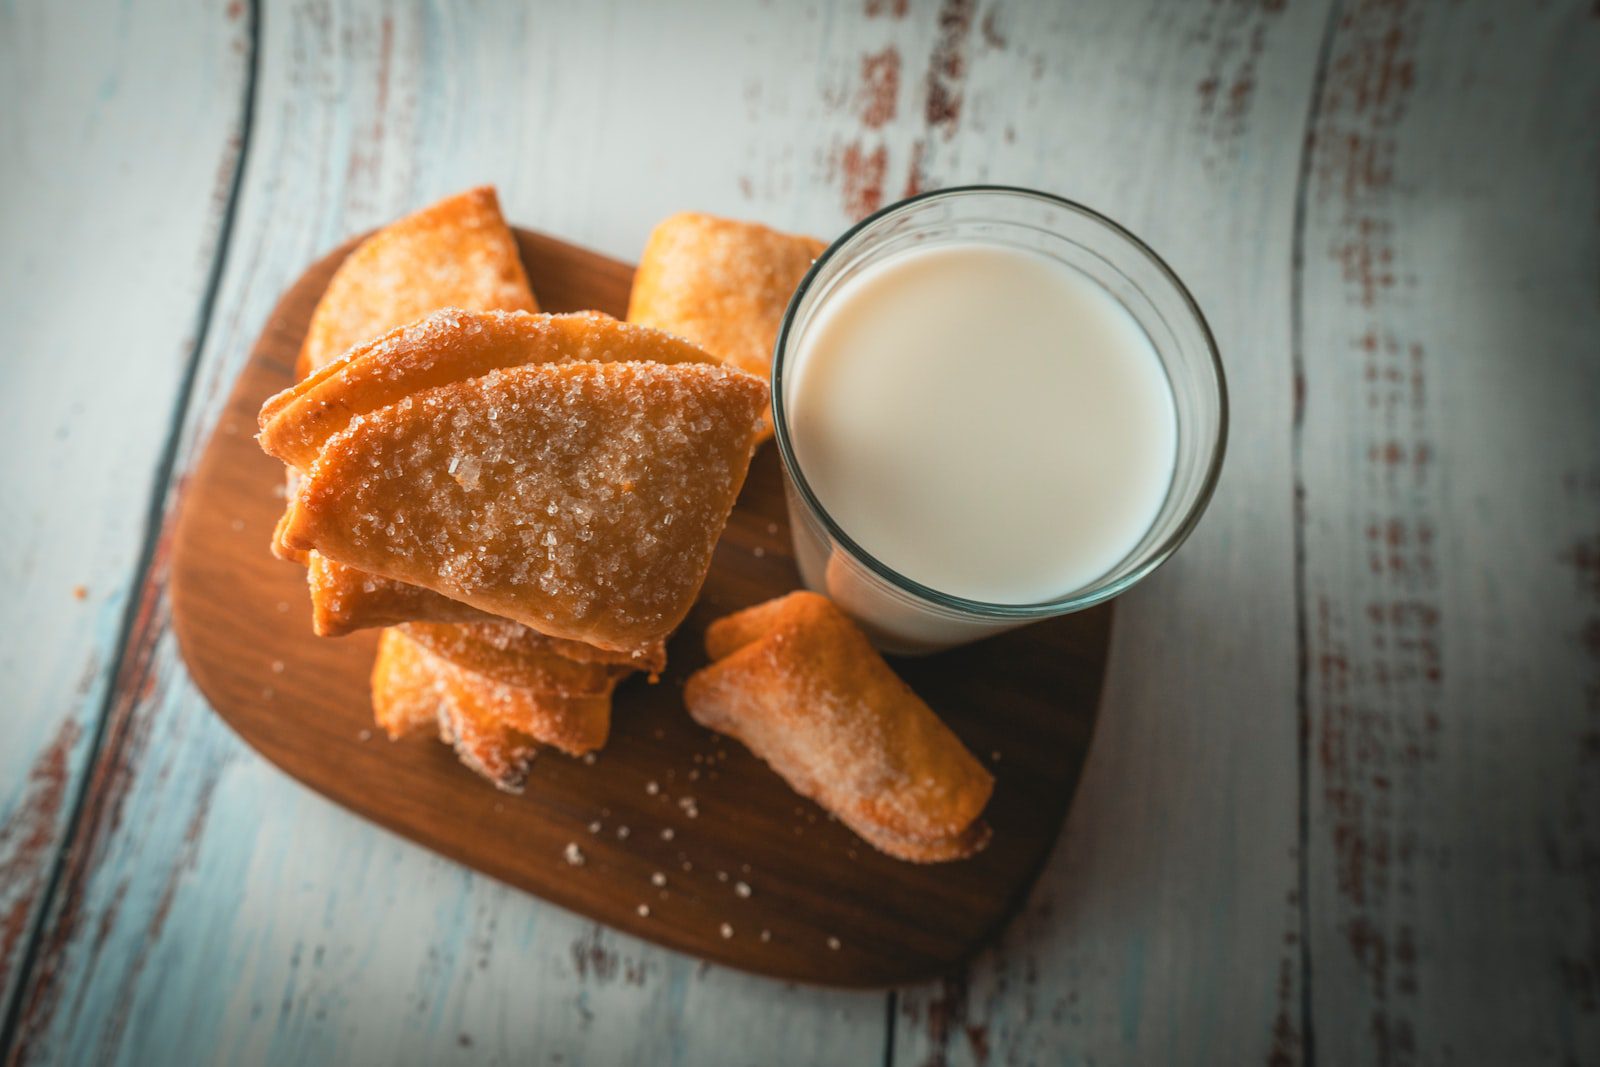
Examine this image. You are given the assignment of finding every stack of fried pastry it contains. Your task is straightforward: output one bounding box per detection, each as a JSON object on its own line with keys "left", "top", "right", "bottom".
{"left": 259, "top": 190, "right": 994, "bottom": 864}
{"left": 259, "top": 189, "right": 780, "bottom": 789}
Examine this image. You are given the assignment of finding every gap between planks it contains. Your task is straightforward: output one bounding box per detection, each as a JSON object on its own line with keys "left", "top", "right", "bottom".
{"left": 1288, "top": 4, "right": 1350, "bottom": 1065}
{"left": 0, "top": 0, "right": 263, "bottom": 1056}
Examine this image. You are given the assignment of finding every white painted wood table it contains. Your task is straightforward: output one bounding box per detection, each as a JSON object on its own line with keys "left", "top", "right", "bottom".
{"left": 2, "top": 1, "right": 1596, "bottom": 1063}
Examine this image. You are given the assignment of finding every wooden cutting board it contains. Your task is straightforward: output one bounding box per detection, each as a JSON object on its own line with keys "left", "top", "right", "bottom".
{"left": 170, "top": 227, "right": 1112, "bottom": 988}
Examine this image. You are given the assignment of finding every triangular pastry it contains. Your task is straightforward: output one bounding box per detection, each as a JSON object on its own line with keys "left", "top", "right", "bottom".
{"left": 371, "top": 626, "right": 620, "bottom": 791}
{"left": 628, "top": 212, "right": 825, "bottom": 440}
{"left": 684, "top": 591, "right": 993, "bottom": 863}
{"left": 263, "top": 308, "right": 712, "bottom": 471}
{"left": 298, "top": 186, "right": 537, "bottom": 379}
{"left": 283, "top": 360, "right": 768, "bottom": 656}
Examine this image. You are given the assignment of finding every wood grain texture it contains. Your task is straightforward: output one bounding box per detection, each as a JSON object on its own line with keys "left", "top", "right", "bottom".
{"left": 0, "top": 0, "right": 251, "bottom": 1030}
{"left": 1297, "top": 2, "right": 1600, "bottom": 1062}
{"left": 8, "top": 1, "right": 904, "bottom": 1062}
{"left": 6, "top": 0, "right": 1600, "bottom": 1062}
{"left": 171, "top": 226, "right": 1109, "bottom": 988}
{"left": 884, "top": 2, "right": 1328, "bottom": 1062}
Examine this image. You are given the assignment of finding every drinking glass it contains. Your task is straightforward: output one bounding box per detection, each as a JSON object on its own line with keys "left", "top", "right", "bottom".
{"left": 770, "top": 186, "right": 1228, "bottom": 654}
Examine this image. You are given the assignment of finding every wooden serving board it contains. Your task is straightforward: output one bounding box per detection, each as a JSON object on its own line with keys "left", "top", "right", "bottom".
{"left": 170, "top": 228, "right": 1112, "bottom": 988}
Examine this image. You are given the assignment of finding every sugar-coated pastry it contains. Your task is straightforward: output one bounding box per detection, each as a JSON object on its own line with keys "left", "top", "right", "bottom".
{"left": 282, "top": 361, "right": 768, "bottom": 657}
{"left": 370, "top": 624, "right": 447, "bottom": 739}
{"left": 262, "top": 309, "right": 713, "bottom": 472}
{"left": 310, "top": 557, "right": 668, "bottom": 671}
{"left": 684, "top": 591, "right": 993, "bottom": 863}
{"left": 308, "top": 552, "right": 499, "bottom": 635}
{"left": 298, "top": 186, "right": 537, "bottom": 379}
{"left": 278, "top": 186, "right": 539, "bottom": 620}
{"left": 399, "top": 621, "right": 633, "bottom": 698}
{"left": 628, "top": 212, "right": 825, "bottom": 439}
{"left": 267, "top": 310, "right": 713, "bottom": 651}
{"left": 371, "top": 626, "right": 621, "bottom": 791}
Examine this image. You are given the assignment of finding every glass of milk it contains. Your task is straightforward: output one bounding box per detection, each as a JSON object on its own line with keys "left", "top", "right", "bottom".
{"left": 772, "top": 186, "right": 1227, "bottom": 654}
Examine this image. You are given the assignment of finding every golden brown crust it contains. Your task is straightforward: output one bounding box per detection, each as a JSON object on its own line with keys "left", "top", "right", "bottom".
{"left": 297, "top": 186, "right": 538, "bottom": 379}
{"left": 263, "top": 309, "right": 714, "bottom": 472}
{"left": 283, "top": 360, "right": 767, "bottom": 656}
{"left": 271, "top": 310, "right": 716, "bottom": 652}
{"left": 399, "top": 621, "right": 631, "bottom": 697}
{"left": 370, "top": 626, "right": 444, "bottom": 739}
{"left": 372, "top": 626, "right": 620, "bottom": 790}
{"left": 309, "top": 553, "right": 500, "bottom": 635}
{"left": 685, "top": 591, "right": 994, "bottom": 863}
{"left": 627, "top": 212, "right": 825, "bottom": 441}
{"left": 310, "top": 556, "right": 668, "bottom": 670}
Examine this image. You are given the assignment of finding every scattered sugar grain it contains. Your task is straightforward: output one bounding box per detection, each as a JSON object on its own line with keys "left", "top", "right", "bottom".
{"left": 271, "top": 660, "right": 285, "bottom": 674}
{"left": 645, "top": 780, "right": 660, "bottom": 796}
{"left": 735, "top": 881, "right": 751, "bottom": 898}
{"left": 719, "top": 923, "right": 734, "bottom": 939}
{"left": 637, "top": 904, "right": 650, "bottom": 917}
{"left": 659, "top": 827, "right": 675, "bottom": 841}
{"left": 760, "top": 929, "right": 772, "bottom": 943}
{"left": 615, "top": 825, "right": 631, "bottom": 840}
{"left": 563, "top": 843, "right": 585, "bottom": 867}
{"left": 651, "top": 871, "right": 667, "bottom": 887}
{"left": 588, "top": 820, "right": 602, "bottom": 834}
{"left": 827, "top": 937, "right": 841, "bottom": 951}
{"left": 582, "top": 753, "right": 597, "bottom": 766}
{"left": 357, "top": 728, "right": 372, "bottom": 742}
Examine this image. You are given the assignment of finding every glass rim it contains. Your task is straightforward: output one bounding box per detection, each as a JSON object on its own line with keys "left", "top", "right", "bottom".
{"left": 769, "top": 184, "right": 1230, "bottom": 620}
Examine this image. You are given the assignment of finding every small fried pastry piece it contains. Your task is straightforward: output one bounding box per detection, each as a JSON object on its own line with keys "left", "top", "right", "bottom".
{"left": 310, "top": 553, "right": 497, "bottom": 634}
{"left": 261, "top": 309, "right": 712, "bottom": 472}
{"left": 627, "top": 212, "right": 825, "bottom": 440}
{"left": 298, "top": 186, "right": 537, "bottom": 379}
{"left": 313, "top": 555, "right": 669, "bottom": 672}
{"left": 399, "top": 621, "right": 632, "bottom": 698}
{"left": 684, "top": 591, "right": 993, "bottom": 863}
{"left": 370, "top": 625, "right": 445, "bottom": 739}
{"left": 283, "top": 361, "right": 767, "bottom": 657}
{"left": 435, "top": 682, "right": 541, "bottom": 793}
{"left": 374, "top": 627, "right": 536, "bottom": 792}
{"left": 372, "top": 627, "right": 618, "bottom": 791}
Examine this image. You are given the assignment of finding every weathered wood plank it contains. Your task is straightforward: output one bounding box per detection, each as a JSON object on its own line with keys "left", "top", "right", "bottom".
{"left": 1297, "top": 1, "right": 1600, "bottom": 1063}
{"left": 0, "top": 0, "right": 250, "bottom": 1030}
{"left": 890, "top": 1, "right": 1331, "bottom": 1063}
{"left": 10, "top": 1, "right": 919, "bottom": 1061}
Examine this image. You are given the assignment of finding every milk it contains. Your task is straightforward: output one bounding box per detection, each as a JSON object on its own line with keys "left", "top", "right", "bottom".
{"left": 783, "top": 241, "right": 1176, "bottom": 643}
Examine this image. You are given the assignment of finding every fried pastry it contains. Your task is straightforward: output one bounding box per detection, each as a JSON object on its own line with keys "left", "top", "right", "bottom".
{"left": 268, "top": 310, "right": 713, "bottom": 648}
{"left": 279, "top": 186, "right": 540, "bottom": 621}
{"left": 373, "top": 627, "right": 539, "bottom": 794}
{"left": 308, "top": 553, "right": 498, "bottom": 635}
{"left": 282, "top": 360, "right": 768, "bottom": 657}
{"left": 298, "top": 186, "right": 537, "bottom": 379}
{"left": 684, "top": 591, "right": 993, "bottom": 863}
{"left": 399, "top": 621, "right": 633, "bottom": 698}
{"left": 372, "top": 626, "right": 621, "bottom": 791}
{"left": 311, "top": 556, "right": 670, "bottom": 671}
{"left": 370, "top": 623, "right": 446, "bottom": 739}
{"left": 627, "top": 212, "right": 825, "bottom": 439}
{"left": 262, "top": 309, "right": 714, "bottom": 472}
